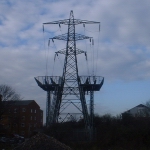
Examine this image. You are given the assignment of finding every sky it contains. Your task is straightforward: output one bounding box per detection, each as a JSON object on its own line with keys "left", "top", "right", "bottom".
{"left": 0, "top": 0, "right": 150, "bottom": 122}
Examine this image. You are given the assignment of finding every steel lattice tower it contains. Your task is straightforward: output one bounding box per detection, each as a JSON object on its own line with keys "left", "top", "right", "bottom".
{"left": 35, "top": 11, "right": 104, "bottom": 130}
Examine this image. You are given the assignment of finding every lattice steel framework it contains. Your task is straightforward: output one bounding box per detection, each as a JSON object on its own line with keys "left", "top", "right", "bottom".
{"left": 35, "top": 11, "right": 104, "bottom": 129}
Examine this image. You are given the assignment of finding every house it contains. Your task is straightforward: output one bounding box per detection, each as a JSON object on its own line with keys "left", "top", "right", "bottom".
{"left": 122, "top": 104, "right": 150, "bottom": 118}
{"left": 0, "top": 100, "right": 43, "bottom": 138}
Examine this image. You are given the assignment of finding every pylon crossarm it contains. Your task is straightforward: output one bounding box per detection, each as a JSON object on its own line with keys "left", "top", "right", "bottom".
{"left": 43, "top": 19, "right": 99, "bottom": 25}
{"left": 43, "top": 19, "right": 69, "bottom": 25}
{"left": 50, "top": 33, "right": 92, "bottom": 41}
{"left": 56, "top": 48, "right": 85, "bottom": 55}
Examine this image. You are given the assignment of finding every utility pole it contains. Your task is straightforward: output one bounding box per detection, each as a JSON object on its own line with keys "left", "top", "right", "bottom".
{"left": 35, "top": 10, "right": 104, "bottom": 139}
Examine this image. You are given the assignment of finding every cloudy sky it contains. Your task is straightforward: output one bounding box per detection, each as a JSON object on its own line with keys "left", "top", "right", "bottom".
{"left": 0, "top": 0, "right": 150, "bottom": 122}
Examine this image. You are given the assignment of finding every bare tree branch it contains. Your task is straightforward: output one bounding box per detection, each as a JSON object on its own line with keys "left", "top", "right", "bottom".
{"left": 0, "top": 84, "right": 22, "bottom": 120}
{"left": 0, "top": 84, "right": 22, "bottom": 101}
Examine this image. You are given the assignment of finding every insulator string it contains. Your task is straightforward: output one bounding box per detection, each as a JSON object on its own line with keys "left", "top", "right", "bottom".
{"left": 43, "top": 25, "right": 48, "bottom": 76}
{"left": 83, "top": 25, "right": 90, "bottom": 76}
{"left": 56, "top": 54, "right": 64, "bottom": 69}
{"left": 95, "top": 23, "right": 101, "bottom": 76}
{"left": 52, "top": 55, "right": 55, "bottom": 76}
{"left": 90, "top": 38, "right": 93, "bottom": 76}
{"left": 84, "top": 24, "right": 100, "bottom": 76}
{"left": 43, "top": 25, "right": 60, "bottom": 76}
{"left": 51, "top": 40, "right": 64, "bottom": 76}
{"left": 92, "top": 39, "right": 95, "bottom": 76}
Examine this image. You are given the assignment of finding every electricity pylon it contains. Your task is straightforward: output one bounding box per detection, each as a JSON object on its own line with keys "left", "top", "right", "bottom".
{"left": 35, "top": 10, "right": 104, "bottom": 130}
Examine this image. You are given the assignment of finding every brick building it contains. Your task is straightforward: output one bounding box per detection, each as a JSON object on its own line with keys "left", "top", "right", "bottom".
{"left": 0, "top": 100, "right": 43, "bottom": 138}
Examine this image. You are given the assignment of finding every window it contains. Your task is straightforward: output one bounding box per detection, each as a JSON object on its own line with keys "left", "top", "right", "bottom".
{"left": 14, "top": 109, "right": 17, "bottom": 113}
{"left": 34, "top": 117, "right": 36, "bottom": 120}
{"left": 138, "top": 108, "right": 143, "bottom": 113}
{"left": 137, "top": 108, "right": 145, "bottom": 117}
{"left": 21, "top": 123, "right": 25, "bottom": 127}
{"left": 35, "top": 109, "right": 36, "bottom": 113}
{"left": 31, "top": 116, "right": 32, "bottom": 120}
{"left": 22, "top": 108, "right": 26, "bottom": 112}
{"left": 31, "top": 109, "right": 32, "bottom": 113}
{"left": 22, "top": 116, "right": 25, "bottom": 120}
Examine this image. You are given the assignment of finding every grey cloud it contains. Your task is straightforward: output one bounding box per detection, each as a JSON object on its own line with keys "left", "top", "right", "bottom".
{"left": 0, "top": 0, "right": 150, "bottom": 119}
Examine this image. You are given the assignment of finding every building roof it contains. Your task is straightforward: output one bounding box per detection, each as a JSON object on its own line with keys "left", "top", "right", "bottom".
{"left": 136, "top": 104, "right": 147, "bottom": 108}
{"left": 2, "top": 100, "right": 37, "bottom": 106}
{"left": 13, "top": 100, "right": 36, "bottom": 105}
{"left": 132, "top": 104, "right": 150, "bottom": 110}
{"left": 123, "top": 104, "right": 150, "bottom": 114}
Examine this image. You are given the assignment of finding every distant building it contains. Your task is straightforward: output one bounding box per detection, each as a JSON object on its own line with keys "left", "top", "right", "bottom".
{"left": 0, "top": 100, "right": 43, "bottom": 137}
{"left": 122, "top": 104, "right": 150, "bottom": 118}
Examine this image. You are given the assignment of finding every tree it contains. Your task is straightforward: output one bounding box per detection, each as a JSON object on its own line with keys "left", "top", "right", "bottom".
{"left": 145, "top": 100, "right": 150, "bottom": 108}
{"left": 0, "top": 84, "right": 22, "bottom": 119}
{"left": 0, "top": 84, "right": 21, "bottom": 101}
{"left": 142, "top": 100, "right": 150, "bottom": 117}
